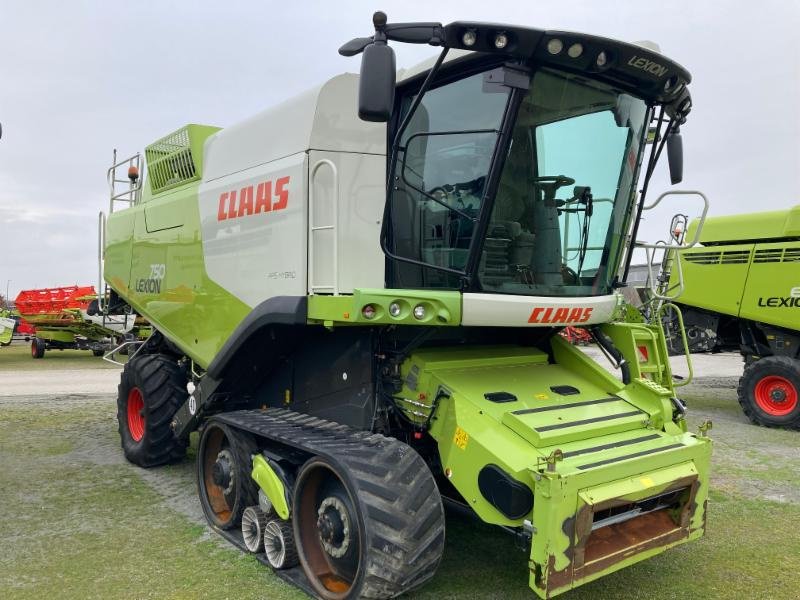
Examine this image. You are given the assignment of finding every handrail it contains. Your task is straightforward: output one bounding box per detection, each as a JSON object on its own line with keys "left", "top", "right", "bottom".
{"left": 636, "top": 190, "right": 709, "bottom": 303}
{"left": 657, "top": 302, "right": 694, "bottom": 387}
{"left": 107, "top": 149, "right": 144, "bottom": 214}
{"left": 309, "top": 159, "right": 339, "bottom": 295}
{"left": 97, "top": 211, "right": 106, "bottom": 311}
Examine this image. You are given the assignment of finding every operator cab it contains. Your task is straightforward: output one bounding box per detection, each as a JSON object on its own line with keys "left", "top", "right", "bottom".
{"left": 343, "top": 15, "right": 691, "bottom": 300}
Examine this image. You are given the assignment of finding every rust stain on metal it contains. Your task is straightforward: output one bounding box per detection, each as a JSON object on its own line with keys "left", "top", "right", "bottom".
{"left": 538, "top": 473, "right": 702, "bottom": 595}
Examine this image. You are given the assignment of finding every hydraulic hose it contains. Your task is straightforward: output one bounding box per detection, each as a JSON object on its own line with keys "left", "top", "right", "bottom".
{"left": 590, "top": 326, "right": 632, "bottom": 385}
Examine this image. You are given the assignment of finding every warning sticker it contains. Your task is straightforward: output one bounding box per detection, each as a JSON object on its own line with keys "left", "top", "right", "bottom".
{"left": 453, "top": 426, "right": 469, "bottom": 450}
{"left": 637, "top": 345, "right": 650, "bottom": 363}
{"left": 535, "top": 393, "right": 549, "bottom": 401}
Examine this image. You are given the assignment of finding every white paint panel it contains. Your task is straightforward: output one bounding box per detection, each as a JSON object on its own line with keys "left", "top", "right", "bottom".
{"left": 199, "top": 153, "right": 307, "bottom": 308}
{"left": 203, "top": 74, "right": 384, "bottom": 182}
{"left": 0, "top": 317, "right": 16, "bottom": 334}
{"left": 462, "top": 293, "right": 619, "bottom": 327}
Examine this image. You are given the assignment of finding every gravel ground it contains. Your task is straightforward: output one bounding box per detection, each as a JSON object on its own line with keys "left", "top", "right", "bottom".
{"left": 1, "top": 341, "right": 798, "bottom": 599}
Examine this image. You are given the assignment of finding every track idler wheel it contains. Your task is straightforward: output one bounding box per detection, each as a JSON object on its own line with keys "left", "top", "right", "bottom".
{"left": 198, "top": 422, "right": 258, "bottom": 530}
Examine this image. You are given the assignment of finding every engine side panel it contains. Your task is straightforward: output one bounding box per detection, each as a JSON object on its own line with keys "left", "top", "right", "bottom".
{"left": 673, "top": 243, "right": 752, "bottom": 318}
{"left": 739, "top": 240, "right": 800, "bottom": 331}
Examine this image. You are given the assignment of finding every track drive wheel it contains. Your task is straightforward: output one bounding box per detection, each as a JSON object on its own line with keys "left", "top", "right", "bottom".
{"left": 197, "top": 422, "right": 258, "bottom": 530}
{"left": 117, "top": 354, "right": 188, "bottom": 467}
{"left": 738, "top": 356, "right": 800, "bottom": 429}
{"left": 293, "top": 447, "right": 445, "bottom": 599}
{"left": 31, "top": 338, "right": 46, "bottom": 359}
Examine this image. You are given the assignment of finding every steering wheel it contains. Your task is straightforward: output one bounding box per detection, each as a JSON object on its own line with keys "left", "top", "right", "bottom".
{"left": 530, "top": 175, "right": 576, "bottom": 189}
{"left": 561, "top": 264, "right": 580, "bottom": 284}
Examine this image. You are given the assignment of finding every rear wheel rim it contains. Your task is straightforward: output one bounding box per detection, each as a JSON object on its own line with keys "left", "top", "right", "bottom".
{"left": 754, "top": 375, "right": 798, "bottom": 416}
{"left": 199, "top": 425, "right": 240, "bottom": 527}
{"left": 126, "top": 387, "right": 145, "bottom": 442}
{"left": 295, "top": 462, "right": 361, "bottom": 600}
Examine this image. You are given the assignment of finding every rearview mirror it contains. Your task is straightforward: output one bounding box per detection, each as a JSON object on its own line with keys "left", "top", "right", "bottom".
{"left": 666, "top": 128, "right": 683, "bottom": 184}
{"left": 358, "top": 42, "right": 396, "bottom": 122}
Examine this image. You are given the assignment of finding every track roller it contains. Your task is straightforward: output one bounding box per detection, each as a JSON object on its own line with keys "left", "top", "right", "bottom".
{"left": 241, "top": 506, "right": 269, "bottom": 553}
{"left": 263, "top": 518, "right": 299, "bottom": 569}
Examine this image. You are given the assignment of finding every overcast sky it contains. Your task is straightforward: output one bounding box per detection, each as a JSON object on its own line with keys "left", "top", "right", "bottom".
{"left": 1, "top": 0, "right": 798, "bottom": 299}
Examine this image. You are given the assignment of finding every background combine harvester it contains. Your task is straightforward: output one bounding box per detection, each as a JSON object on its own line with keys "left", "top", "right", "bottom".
{"left": 657, "top": 205, "right": 800, "bottom": 429}
{"left": 0, "top": 308, "right": 16, "bottom": 346}
{"left": 15, "top": 285, "right": 149, "bottom": 359}
{"left": 99, "top": 12, "right": 713, "bottom": 599}
{"left": 0, "top": 308, "right": 36, "bottom": 347}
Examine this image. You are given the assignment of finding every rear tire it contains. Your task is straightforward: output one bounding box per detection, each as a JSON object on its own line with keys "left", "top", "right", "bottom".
{"left": 31, "top": 338, "right": 45, "bottom": 359}
{"left": 117, "top": 354, "right": 188, "bottom": 467}
{"left": 92, "top": 349, "right": 105, "bottom": 357}
{"left": 738, "top": 356, "right": 800, "bottom": 429}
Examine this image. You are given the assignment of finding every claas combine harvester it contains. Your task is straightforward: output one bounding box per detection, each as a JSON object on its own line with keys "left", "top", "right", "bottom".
{"left": 100, "top": 13, "right": 712, "bottom": 598}
{"left": 660, "top": 205, "right": 800, "bottom": 429}
{"left": 0, "top": 308, "right": 16, "bottom": 346}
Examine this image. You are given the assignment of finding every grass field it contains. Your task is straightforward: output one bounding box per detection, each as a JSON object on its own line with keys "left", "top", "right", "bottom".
{"left": 1, "top": 344, "right": 798, "bottom": 599}
{"left": 0, "top": 342, "right": 119, "bottom": 371}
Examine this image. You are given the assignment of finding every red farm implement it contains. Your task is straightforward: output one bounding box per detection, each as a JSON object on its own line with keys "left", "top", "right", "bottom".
{"left": 15, "top": 286, "right": 145, "bottom": 358}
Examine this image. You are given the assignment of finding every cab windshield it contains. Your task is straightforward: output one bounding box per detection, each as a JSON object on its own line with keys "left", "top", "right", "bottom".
{"left": 387, "top": 66, "right": 649, "bottom": 296}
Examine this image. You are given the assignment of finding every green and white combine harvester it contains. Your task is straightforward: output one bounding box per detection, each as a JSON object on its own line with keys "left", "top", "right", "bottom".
{"left": 655, "top": 205, "right": 800, "bottom": 429}
{"left": 0, "top": 308, "right": 16, "bottom": 346}
{"left": 101, "top": 13, "right": 712, "bottom": 598}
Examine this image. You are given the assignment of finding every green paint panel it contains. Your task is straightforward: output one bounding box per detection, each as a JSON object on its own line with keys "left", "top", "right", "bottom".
{"left": 307, "top": 289, "right": 462, "bottom": 326}
{"left": 739, "top": 240, "right": 800, "bottom": 331}
{"left": 502, "top": 398, "right": 647, "bottom": 446}
{"left": 692, "top": 204, "right": 800, "bottom": 243}
{"left": 105, "top": 180, "right": 250, "bottom": 369}
{"left": 35, "top": 329, "right": 77, "bottom": 343}
{"left": 399, "top": 339, "right": 711, "bottom": 598}
{"left": 672, "top": 243, "right": 753, "bottom": 317}
{"left": 0, "top": 314, "right": 14, "bottom": 345}
{"left": 251, "top": 454, "right": 290, "bottom": 520}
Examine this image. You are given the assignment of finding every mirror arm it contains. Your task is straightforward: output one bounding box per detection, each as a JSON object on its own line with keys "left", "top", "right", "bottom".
{"left": 384, "top": 23, "right": 445, "bottom": 46}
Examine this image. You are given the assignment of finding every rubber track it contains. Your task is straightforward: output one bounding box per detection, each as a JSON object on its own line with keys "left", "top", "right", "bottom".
{"left": 213, "top": 408, "right": 446, "bottom": 599}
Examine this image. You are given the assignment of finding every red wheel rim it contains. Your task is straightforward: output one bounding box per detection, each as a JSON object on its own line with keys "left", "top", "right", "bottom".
{"left": 127, "top": 387, "right": 145, "bottom": 442}
{"left": 31, "top": 341, "right": 36, "bottom": 357}
{"left": 754, "top": 375, "right": 798, "bottom": 416}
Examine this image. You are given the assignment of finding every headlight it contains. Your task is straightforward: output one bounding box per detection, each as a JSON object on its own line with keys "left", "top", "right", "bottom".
{"left": 547, "top": 38, "right": 563, "bottom": 55}
{"left": 567, "top": 43, "right": 584, "bottom": 58}
{"left": 462, "top": 30, "right": 477, "bottom": 47}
